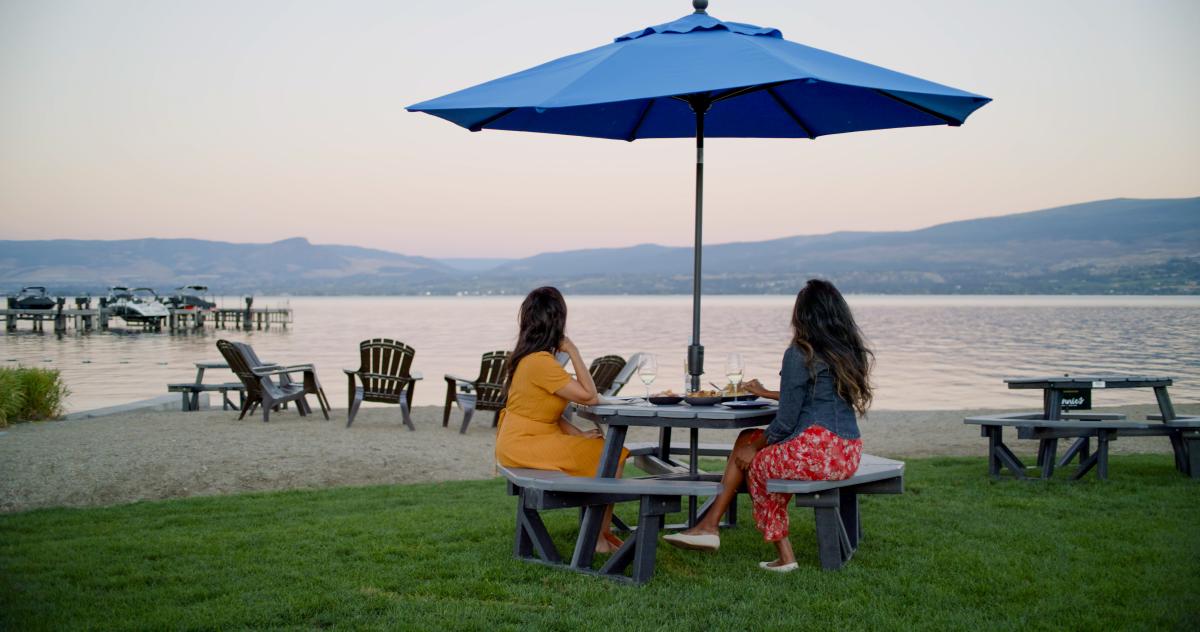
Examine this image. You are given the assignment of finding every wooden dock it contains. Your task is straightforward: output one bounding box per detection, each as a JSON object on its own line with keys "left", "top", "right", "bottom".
{"left": 2, "top": 297, "right": 291, "bottom": 334}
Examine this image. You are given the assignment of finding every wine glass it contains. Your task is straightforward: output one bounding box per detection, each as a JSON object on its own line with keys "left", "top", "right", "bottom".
{"left": 638, "top": 354, "right": 658, "bottom": 405}
{"left": 725, "top": 352, "right": 744, "bottom": 398}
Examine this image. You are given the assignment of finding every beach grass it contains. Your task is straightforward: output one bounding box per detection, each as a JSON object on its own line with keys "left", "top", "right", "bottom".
{"left": 0, "top": 367, "right": 69, "bottom": 427}
{"left": 1, "top": 455, "right": 1197, "bottom": 631}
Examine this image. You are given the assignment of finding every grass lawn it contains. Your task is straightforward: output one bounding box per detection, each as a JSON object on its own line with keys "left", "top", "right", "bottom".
{"left": 2, "top": 455, "right": 1198, "bottom": 631}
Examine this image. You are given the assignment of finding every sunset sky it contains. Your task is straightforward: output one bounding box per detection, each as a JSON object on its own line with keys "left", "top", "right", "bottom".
{"left": 1, "top": 0, "right": 1197, "bottom": 258}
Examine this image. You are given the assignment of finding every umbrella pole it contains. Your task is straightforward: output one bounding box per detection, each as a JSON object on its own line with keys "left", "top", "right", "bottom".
{"left": 687, "top": 104, "right": 707, "bottom": 393}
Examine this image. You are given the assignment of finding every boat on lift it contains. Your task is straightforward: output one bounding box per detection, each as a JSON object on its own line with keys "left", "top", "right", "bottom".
{"left": 10, "top": 286, "right": 57, "bottom": 310}
{"left": 165, "top": 285, "right": 216, "bottom": 310}
{"left": 106, "top": 287, "right": 169, "bottom": 322}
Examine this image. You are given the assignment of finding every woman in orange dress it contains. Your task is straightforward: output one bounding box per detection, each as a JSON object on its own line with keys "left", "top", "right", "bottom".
{"left": 495, "top": 286, "right": 628, "bottom": 553}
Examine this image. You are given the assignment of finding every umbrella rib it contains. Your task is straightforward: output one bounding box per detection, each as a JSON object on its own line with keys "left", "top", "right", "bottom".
{"left": 625, "top": 98, "right": 656, "bottom": 142}
{"left": 711, "top": 81, "right": 788, "bottom": 104}
{"left": 873, "top": 89, "right": 961, "bottom": 126}
{"left": 469, "top": 108, "right": 517, "bottom": 132}
{"left": 766, "top": 87, "right": 815, "bottom": 139}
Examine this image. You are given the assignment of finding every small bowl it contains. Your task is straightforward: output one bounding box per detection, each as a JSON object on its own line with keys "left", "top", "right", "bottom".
{"left": 684, "top": 395, "right": 723, "bottom": 407}
{"left": 648, "top": 395, "right": 684, "bottom": 405}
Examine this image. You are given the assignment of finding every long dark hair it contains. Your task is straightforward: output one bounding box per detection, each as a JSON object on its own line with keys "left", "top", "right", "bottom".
{"left": 504, "top": 286, "right": 568, "bottom": 392}
{"left": 790, "top": 279, "right": 874, "bottom": 416}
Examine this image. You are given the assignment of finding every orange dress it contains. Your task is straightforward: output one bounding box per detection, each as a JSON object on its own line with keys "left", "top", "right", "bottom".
{"left": 495, "top": 351, "right": 627, "bottom": 476}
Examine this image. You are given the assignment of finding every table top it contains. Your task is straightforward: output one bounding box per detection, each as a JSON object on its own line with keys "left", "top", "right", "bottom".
{"left": 195, "top": 361, "right": 229, "bottom": 369}
{"left": 578, "top": 402, "right": 777, "bottom": 429}
{"left": 1004, "top": 375, "right": 1172, "bottom": 389}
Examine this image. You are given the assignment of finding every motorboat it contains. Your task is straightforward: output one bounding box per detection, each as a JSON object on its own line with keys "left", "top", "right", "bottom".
{"left": 106, "top": 287, "right": 169, "bottom": 322}
{"left": 10, "top": 286, "right": 57, "bottom": 310}
{"left": 165, "top": 285, "right": 216, "bottom": 310}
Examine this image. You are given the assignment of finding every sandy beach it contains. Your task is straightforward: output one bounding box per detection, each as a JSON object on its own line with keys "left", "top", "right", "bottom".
{"left": 0, "top": 402, "right": 1192, "bottom": 514}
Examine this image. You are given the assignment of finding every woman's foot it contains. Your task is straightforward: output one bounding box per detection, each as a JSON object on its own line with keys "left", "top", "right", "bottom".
{"left": 758, "top": 559, "right": 799, "bottom": 573}
{"left": 594, "top": 531, "right": 623, "bottom": 554}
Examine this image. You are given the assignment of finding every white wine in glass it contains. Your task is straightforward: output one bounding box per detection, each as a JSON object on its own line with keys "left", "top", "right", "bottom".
{"left": 725, "top": 352, "right": 744, "bottom": 397}
{"left": 639, "top": 354, "right": 658, "bottom": 405}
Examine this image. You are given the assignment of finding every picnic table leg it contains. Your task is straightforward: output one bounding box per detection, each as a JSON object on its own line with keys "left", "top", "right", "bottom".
{"left": 687, "top": 428, "right": 700, "bottom": 526}
{"left": 1097, "top": 430, "right": 1110, "bottom": 480}
{"left": 986, "top": 425, "right": 1001, "bottom": 477}
{"left": 179, "top": 391, "right": 191, "bottom": 412}
{"left": 1058, "top": 437, "right": 1089, "bottom": 467}
{"left": 657, "top": 427, "right": 672, "bottom": 460}
{"left": 1045, "top": 388, "right": 1063, "bottom": 420}
{"left": 1153, "top": 386, "right": 1176, "bottom": 422}
{"left": 572, "top": 424, "right": 629, "bottom": 570}
{"left": 1039, "top": 438, "right": 1058, "bottom": 479}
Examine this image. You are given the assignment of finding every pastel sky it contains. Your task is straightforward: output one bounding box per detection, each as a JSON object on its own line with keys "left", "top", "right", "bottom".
{"left": 1, "top": 0, "right": 1197, "bottom": 258}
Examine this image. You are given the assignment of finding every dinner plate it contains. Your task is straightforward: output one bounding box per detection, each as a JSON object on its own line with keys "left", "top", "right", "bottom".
{"left": 648, "top": 395, "right": 684, "bottom": 405}
{"left": 684, "top": 396, "right": 723, "bottom": 406}
{"left": 720, "top": 400, "right": 773, "bottom": 409}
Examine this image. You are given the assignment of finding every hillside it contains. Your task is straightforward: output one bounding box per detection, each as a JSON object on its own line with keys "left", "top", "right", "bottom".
{"left": 1, "top": 198, "right": 1197, "bottom": 295}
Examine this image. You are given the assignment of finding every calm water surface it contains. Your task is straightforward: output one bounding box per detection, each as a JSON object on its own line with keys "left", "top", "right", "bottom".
{"left": 4, "top": 295, "right": 1199, "bottom": 413}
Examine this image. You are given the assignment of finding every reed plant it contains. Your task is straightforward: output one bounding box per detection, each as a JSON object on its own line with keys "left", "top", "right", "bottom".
{"left": 0, "top": 366, "right": 69, "bottom": 426}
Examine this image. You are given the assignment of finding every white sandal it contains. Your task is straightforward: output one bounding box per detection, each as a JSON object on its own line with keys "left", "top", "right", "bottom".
{"left": 758, "top": 560, "right": 799, "bottom": 573}
{"left": 662, "top": 532, "right": 720, "bottom": 551}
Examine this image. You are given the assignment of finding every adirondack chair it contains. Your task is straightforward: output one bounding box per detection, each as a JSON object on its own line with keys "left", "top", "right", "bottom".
{"left": 237, "top": 342, "right": 330, "bottom": 419}
{"left": 344, "top": 338, "right": 422, "bottom": 430}
{"left": 562, "top": 354, "right": 628, "bottom": 422}
{"left": 217, "top": 339, "right": 315, "bottom": 422}
{"left": 588, "top": 355, "right": 627, "bottom": 395}
{"left": 444, "top": 350, "right": 510, "bottom": 434}
{"left": 606, "top": 352, "right": 643, "bottom": 397}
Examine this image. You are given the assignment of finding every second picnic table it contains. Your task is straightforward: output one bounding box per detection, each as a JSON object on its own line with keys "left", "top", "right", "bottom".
{"left": 167, "top": 361, "right": 246, "bottom": 412}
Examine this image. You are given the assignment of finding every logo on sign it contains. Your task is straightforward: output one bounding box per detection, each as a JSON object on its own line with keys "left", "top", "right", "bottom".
{"left": 1061, "top": 388, "right": 1091, "bottom": 411}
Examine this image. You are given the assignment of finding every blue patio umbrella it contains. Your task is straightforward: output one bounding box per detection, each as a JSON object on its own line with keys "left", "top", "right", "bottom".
{"left": 408, "top": 0, "right": 991, "bottom": 390}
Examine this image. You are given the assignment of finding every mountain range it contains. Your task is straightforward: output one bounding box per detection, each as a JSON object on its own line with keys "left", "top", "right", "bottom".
{"left": 2, "top": 197, "right": 1197, "bottom": 295}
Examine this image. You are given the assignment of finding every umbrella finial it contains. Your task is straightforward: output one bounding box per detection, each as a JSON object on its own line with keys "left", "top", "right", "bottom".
{"left": 693, "top": 0, "right": 708, "bottom": 14}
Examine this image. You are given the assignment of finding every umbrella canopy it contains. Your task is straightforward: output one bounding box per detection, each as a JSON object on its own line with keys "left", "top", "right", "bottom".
{"left": 408, "top": 0, "right": 991, "bottom": 389}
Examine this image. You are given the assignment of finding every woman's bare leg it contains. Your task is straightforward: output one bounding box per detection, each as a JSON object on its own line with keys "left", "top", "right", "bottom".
{"left": 596, "top": 459, "right": 626, "bottom": 552}
{"left": 679, "top": 429, "right": 760, "bottom": 536}
{"left": 765, "top": 538, "right": 797, "bottom": 566}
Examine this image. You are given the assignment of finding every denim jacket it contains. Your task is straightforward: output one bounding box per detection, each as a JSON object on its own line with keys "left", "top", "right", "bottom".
{"left": 764, "top": 345, "right": 860, "bottom": 444}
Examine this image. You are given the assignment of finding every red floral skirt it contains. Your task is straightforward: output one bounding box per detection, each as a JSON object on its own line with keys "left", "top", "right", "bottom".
{"left": 746, "top": 425, "right": 863, "bottom": 542}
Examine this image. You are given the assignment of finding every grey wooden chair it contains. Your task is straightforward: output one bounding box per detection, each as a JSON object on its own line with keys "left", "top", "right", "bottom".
{"left": 444, "top": 350, "right": 510, "bottom": 434}
{"left": 237, "top": 342, "right": 330, "bottom": 419}
{"left": 345, "top": 338, "right": 421, "bottom": 430}
{"left": 217, "top": 339, "right": 316, "bottom": 422}
{"left": 607, "top": 352, "right": 643, "bottom": 397}
{"left": 589, "top": 355, "right": 627, "bottom": 396}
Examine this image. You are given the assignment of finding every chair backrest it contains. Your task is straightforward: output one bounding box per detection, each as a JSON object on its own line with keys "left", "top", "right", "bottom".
{"left": 217, "top": 339, "right": 262, "bottom": 399}
{"left": 607, "top": 352, "right": 643, "bottom": 396}
{"left": 589, "top": 355, "right": 627, "bottom": 396}
{"left": 475, "top": 350, "right": 510, "bottom": 410}
{"left": 358, "top": 338, "right": 415, "bottom": 398}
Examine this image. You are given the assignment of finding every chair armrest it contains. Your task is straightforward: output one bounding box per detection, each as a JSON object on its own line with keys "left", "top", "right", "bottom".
{"left": 250, "top": 366, "right": 295, "bottom": 377}
{"left": 344, "top": 368, "right": 359, "bottom": 376}
{"left": 356, "top": 372, "right": 415, "bottom": 383}
{"left": 445, "top": 374, "right": 477, "bottom": 386}
{"left": 411, "top": 371, "right": 423, "bottom": 381}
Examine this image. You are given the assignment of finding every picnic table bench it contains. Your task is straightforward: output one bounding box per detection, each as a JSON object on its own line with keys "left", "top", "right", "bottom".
{"left": 167, "top": 361, "right": 246, "bottom": 411}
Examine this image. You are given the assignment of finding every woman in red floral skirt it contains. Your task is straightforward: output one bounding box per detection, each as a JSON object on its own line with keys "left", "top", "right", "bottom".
{"left": 664, "top": 279, "right": 873, "bottom": 572}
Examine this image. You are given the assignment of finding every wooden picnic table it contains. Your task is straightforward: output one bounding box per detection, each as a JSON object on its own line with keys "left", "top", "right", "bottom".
{"left": 573, "top": 401, "right": 776, "bottom": 568}
{"left": 966, "top": 374, "right": 1194, "bottom": 480}
{"left": 167, "top": 361, "right": 246, "bottom": 412}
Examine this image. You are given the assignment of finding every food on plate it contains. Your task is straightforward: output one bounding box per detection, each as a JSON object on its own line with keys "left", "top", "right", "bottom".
{"left": 686, "top": 389, "right": 721, "bottom": 398}
{"left": 653, "top": 389, "right": 680, "bottom": 397}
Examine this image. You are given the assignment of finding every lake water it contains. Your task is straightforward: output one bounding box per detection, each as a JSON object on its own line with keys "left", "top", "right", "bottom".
{"left": 4, "top": 295, "right": 1199, "bottom": 413}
